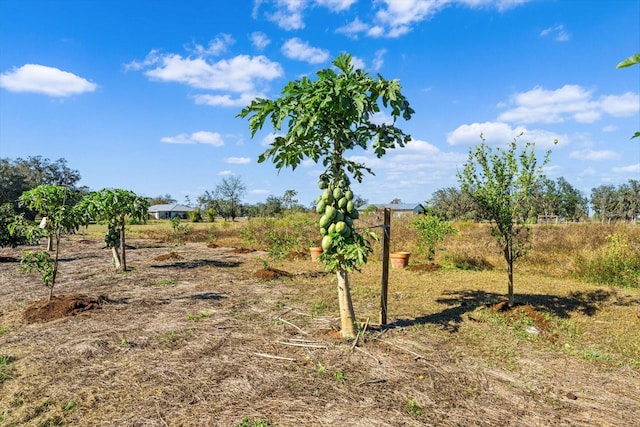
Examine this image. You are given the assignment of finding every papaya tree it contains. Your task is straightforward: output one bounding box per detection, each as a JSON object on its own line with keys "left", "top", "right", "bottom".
{"left": 458, "top": 134, "right": 553, "bottom": 306}
{"left": 17, "top": 185, "right": 83, "bottom": 300}
{"left": 239, "top": 53, "right": 414, "bottom": 338}
{"left": 78, "top": 188, "right": 149, "bottom": 271}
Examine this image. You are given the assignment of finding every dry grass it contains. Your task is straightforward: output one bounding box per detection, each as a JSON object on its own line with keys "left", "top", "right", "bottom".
{"left": 1, "top": 218, "right": 639, "bottom": 426}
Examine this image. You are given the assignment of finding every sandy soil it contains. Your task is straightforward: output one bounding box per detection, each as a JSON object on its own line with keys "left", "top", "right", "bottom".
{"left": 1, "top": 237, "right": 639, "bottom": 426}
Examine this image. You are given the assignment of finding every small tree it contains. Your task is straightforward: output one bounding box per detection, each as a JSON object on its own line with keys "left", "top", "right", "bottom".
{"left": 199, "top": 176, "right": 246, "bottom": 221}
{"left": 18, "top": 185, "right": 82, "bottom": 300}
{"left": 281, "top": 190, "right": 298, "bottom": 212}
{"left": 78, "top": 189, "right": 149, "bottom": 271}
{"left": 458, "top": 134, "right": 552, "bottom": 306}
{"left": 410, "top": 214, "right": 457, "bottom": 261}
{"left": 239, "top": 53, "right": 414, "bottom": 338}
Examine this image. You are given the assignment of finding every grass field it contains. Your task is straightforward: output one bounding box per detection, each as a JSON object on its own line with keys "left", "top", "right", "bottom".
{"left": 0, "top": 216, "right": 638, "bottom": 426}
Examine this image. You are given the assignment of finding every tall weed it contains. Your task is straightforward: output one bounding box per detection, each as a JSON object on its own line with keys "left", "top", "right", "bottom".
{"left": 576, "top": 232, "right": 640, "bottom": 288}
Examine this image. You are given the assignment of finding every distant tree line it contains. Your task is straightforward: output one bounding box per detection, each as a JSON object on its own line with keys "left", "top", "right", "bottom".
{"left": 426, "top": 177, "right": 638, "bottom": 224}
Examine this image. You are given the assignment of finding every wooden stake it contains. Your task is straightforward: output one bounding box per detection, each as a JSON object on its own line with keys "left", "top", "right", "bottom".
{"left": 380, "top": 208, "right": 391, "bottom": 325}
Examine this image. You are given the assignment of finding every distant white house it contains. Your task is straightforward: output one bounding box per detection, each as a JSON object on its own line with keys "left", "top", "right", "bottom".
{"left": 361, "top": 203, "right": 425, "bottom": 217}
{"left": 148, "top": 204, "right": 194, "bottom": 220}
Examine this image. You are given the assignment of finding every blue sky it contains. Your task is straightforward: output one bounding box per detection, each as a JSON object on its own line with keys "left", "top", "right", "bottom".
{"left": 1, "top": 0, "right": 638, "bottom": 207}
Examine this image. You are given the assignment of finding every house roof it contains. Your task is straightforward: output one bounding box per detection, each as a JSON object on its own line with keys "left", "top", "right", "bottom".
{"left": 148, "top": 204, "right": 194, "bottom": 212}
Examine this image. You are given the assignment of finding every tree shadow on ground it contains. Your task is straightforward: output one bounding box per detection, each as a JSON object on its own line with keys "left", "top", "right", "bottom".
{"left": 150, "top": 259, "right": 241, "bottom": 269}
{"left": 391, "top": 288, "right": 621, "bottom": 333}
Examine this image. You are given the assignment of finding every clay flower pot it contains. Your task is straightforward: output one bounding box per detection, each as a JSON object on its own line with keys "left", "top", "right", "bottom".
{"left": 309, "top": 246, "right": 323, "bottom": 262}
{"left": 390, "top": 251, "right": 410, "bottom": 268}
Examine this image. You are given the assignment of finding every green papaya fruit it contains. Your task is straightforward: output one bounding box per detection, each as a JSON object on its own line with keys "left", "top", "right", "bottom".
{"left": 346, "top": 200, "right": 354, "bottom": 213}
{"left": 319, "top": 214, "right": 332, "bottom": 228}
{"left": 321, "top": 235, "right": 332, "bottom": 251}
{"left": 328, "top": 223, "right": 336, "bottom": 234}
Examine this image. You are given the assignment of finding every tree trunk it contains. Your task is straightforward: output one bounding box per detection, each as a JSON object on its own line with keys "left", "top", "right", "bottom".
{"left": 336, "top": 267, "right": 357, "bottom": 339}
{"left": 120, "top": 220, "right": 127, "bottom": 271}
{"left": 47, "top": 235, "right": 53, "bottom": 251}
{"left": 111, "top": 246, "right": 122, "bottom": 270}
{"left": 49, "top": 231, "right": 61, "bottom": 301}
{"left": 504, "top": 243, "right": 515, "bottom": 307}
{"left": 507, "top": 258, "right": 514, "bottom": 307}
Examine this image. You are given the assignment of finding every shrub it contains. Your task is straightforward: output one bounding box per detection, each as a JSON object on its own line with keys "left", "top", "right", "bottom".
{"left": 410, "top": 214, "right": 457, "bottom": 261}
{"left": 576, "top": 232, "right": 640, "bottom": 288}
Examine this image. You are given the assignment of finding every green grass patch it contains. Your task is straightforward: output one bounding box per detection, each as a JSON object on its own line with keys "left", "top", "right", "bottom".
{"left": 0, "top": 354, "right": 16, "bottom": 384}
{"left": 234, "top": 417, "right": 273, "bottom": 427}
{"left": 146, "top": 279, "right": 177, "bottom": 287}
{"left": 186, "top": 312, "right": 212, "bottom": 321}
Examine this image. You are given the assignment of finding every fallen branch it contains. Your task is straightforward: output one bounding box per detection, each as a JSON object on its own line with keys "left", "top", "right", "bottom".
{"left": 354, "top": 346, "right": 381, "bottom": 364}
{"left": 277, "top": 341, "right": 327, "bottom": 349}
{"left": 378, "top": 339, "right": 425, "bottom": 361}
{"left": 252, "top": 352, "right": 297, "bottom": 362}
{"left": 277, "top": 317, "right": 309, "bottom": 335}
{"left": 351, "top": 317, "right": 370, "bottom": 352}
{"left": 359, "top": 379, "right": 387, "bottom": 386}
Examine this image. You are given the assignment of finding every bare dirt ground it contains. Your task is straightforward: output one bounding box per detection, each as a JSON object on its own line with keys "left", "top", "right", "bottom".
{"left": 1, "top": 237, "right": 639, "bottom": 426}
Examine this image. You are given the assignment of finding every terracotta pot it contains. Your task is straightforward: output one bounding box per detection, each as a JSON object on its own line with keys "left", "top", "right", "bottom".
{"left": 309, "top": 246, "right": 323, "bottom": 262}
{"left": 390, "top": 251, "right": 410, "bottom": 268}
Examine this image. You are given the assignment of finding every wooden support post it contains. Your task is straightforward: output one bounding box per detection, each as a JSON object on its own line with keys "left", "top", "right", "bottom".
{"left": 380, "top": 208, "right": 391, "bottom": 325}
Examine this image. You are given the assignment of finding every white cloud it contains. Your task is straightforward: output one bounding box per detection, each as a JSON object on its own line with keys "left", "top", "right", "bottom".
{"left": 335, "top": 0, "right": 531, "bottom": 39}
{"left": 218, "top": 170, "right": 233, "bottom": 176}
{"left": 127, "top": 52, "right": 283, "bottom": 106}
{"left": 256, "top": 0, "right": 356, "bottom": 31}
{"left": 250, "top": 32, "right": 271, "bottom": 50}
{"left": 370, "top": 111, "right": 394, "bottom": 126}
{"left": 373, "top": 0, "right": 441, "bottom": 38}
{"left": 188, "top": 34, "right": 234, "bottom": 56}
{"left": 599, "top": 92, "right": 640, "bottom": 117}
{"left": 447, "top": 122, "right": 564, "bottom": 148}
{"left": 260, "top": 133, "right": 280, "bottom": 147}
{"left": 250, "top": 188, "right": 271, "bottom": 195}
{"left": 372, "top": 49, "right": 386, "bottom": 71}
{"left": 260, "top": 0, "right": 307, "bottom": 30}
{"left": 347, "top": 138, "right": 468, "bottom": 201}
{"left": 569, "top": 149, "right": 621, "bottom": 161}
{"left": 225, "top": 157, "right": 251, "bottom": 164}
{"left": 0, "top": 64, "right": 97, "bottom": 97}
{"left": 141, "top": 53, "right": 282, "bottom": 92}
{"left": 539, "top": 24, "right": 571, "bottom": 42}
{"left": 336, "top": 18, "right": 370, "bottom": 38}
{"left": 315, "top": 0, "right": 356, "bottom": 12}
{"left": 281, "top": 38, "right": 330, "bottom": 64}
{"left": 612, "top": 163, "right": 640, "bottom": 174}
{"left": 602, "top": 125, "right": 617, "bottom": 133}
{"left": 193, "top": 92, "right": 263, "bottom": 107}
{"left": 161, "top": 131, "right": 225, "bottom": 147}
{"left": 497, "top": 85, "right": 639, "bottom": 124}
{"left": 350, "top": 56, "right": 365, "bottom": 70}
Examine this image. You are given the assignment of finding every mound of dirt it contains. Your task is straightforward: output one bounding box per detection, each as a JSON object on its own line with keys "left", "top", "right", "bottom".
{"left": 231, "top": 247, "right": 255, "bottom": 254}
{"left": 490, "top": 301, "right": 555, "bottom": 341}
{"left": 154, "top": 252, "right": 182, "bottom": 261}
{"left": 254, "top": 267, "right": 292, "bottom": 281}
{"left": 407, "top": 263, "right": 441, "bottom": 272}
{"left": 23, "top": 294, "right": 103, "bottom": 323}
